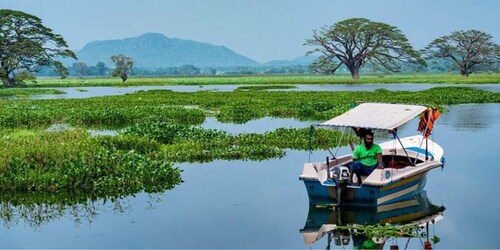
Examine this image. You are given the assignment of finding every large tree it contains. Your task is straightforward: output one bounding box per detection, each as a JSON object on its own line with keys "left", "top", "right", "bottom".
{"left": 423, "top": 30, "right": 499, "bottom": 77}
{"left": 0, "top": 9, "right": 76, "bottom": 87}
{"left": 111, "top": 54, "right": 134, "bottom": 82}
{"left": 305, "top": 18, "right": 425, "bottom": 79}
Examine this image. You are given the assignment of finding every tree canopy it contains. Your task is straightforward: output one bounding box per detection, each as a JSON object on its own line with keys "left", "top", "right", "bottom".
{"left": 305, "top": 18, "right": 425, "bottom": 79}
{"left": 423, "top": 30, "right": 499, "bottom": 77}
{"left": 111, "top": 54, "right": 134, "bottom": 82}
{"left": 0, "top": 9, "right": 76, "bottom": 87}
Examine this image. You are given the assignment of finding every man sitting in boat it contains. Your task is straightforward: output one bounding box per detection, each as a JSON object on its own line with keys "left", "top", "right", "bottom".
{"left": 350, "top": 131, "right": 384, "bottom": 185}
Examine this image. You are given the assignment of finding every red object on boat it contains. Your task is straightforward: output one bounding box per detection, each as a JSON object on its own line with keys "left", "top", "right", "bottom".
{"left": 418, "top": 108, "right": 440, "bottom": 138}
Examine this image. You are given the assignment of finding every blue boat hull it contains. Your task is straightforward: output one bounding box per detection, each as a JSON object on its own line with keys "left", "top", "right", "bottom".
{"left": 301, "top": 171, "right": 428, "bottom": 207}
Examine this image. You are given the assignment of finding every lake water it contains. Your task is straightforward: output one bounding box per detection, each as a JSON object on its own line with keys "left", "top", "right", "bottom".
{"left": 0, "top": 97, "right": 498, "bottom": 247}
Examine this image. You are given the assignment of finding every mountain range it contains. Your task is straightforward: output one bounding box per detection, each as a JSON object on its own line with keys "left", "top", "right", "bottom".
{"left": 67, "top": 33, "right": 313, "bottom": 68}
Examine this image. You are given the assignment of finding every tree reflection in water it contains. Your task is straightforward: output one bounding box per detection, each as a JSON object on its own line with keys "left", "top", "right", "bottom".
{"left": 0, "top": 189, "right": 176, "bottom": 228}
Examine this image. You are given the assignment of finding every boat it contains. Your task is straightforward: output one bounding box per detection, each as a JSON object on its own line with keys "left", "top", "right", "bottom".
{"left": 300, "top": 103, "right": 445, "bottom": 207}
{"left": 300, "top": 191, "right": 445, "bottom": 248}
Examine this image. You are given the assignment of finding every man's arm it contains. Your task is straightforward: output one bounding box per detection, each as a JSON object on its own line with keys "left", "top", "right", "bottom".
{"left": 376, "top": 153, "right": 384, "bottom": 169}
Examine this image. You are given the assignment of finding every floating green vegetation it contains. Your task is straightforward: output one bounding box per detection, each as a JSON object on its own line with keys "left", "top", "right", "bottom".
{"left": 0, "top": 129, "right": 182, "bottom": 194}
{"left": 0, "top": 103, "right": 206, "bottom": 129}
{"left": 122, "top": 122, "right": 357, "bottom": 162}
{"left": 29, "top": 73, "right": 500, "bottom": 87}
{"left": 0, "top": 88, "right": 65, "bottom": 97}
{"left": 75, "top": 88, "right": 88, "bottom": 92}
{"left": 336, "top": 223, "right": 441, "bottom": 249}
{"left": 0, "top": 86, "right": 498, "bottom": 194}
{"left": 235, "top": 85, "right": 297, "bottom": 91}
{"left": 0, "top": 87, "right": 497, "bottom": 129}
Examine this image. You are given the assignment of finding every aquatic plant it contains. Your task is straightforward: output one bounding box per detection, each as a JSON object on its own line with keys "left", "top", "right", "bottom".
{"left": 0, "top": 88, "right": 65, "bottom": 97}
{"left": 234, "top": 85, "right": 297, "bottom": 91}
{"left": 0, "top": 87, "right": 497, "bottom": 130}
{"left": 336, "top": 223, "right": 440, "bottom": 249}
{"left": 0, "top": 129, "right": 182, "bottom": 194}
{"left": 121, "top": 122, "right": 355, "bottom": 162}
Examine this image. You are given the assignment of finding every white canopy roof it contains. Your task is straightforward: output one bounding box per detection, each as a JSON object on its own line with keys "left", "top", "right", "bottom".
{"left": 319, "top": 103, "right": 427, "bottom": 131}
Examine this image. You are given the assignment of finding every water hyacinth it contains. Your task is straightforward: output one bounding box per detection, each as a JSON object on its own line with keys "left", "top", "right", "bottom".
{"left": 0, "top": 129, "right": 182, "bottom": 194}
{"left": 0, "top": 86, "right": 498, "bottom": 195}
{"left": 122, "top": 121, "right": 356, "bottom": 162}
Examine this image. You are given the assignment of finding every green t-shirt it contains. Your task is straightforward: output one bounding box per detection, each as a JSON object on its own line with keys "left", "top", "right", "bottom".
{"left": 353, "top": 144, "right": 382, "bottom": 167}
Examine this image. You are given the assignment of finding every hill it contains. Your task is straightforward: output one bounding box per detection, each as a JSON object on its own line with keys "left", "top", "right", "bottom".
{"left": 69, "top": 33, "right": 259, "bottom": 68}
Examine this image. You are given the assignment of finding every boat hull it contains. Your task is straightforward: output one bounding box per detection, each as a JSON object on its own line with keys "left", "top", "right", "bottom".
{"left": 300, "top": 135, "right": 444, "bottom": 207}
{"left": 300, "top": 171, "right": 429, "bottom": 207}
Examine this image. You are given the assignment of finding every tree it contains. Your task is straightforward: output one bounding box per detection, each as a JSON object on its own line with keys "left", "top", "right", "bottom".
{"left": 305, "top": 18, "right": 425, "bottom": 79}
{"left": 111, "top": 55, "right": 133, "bottom": 82}
{"left": 72, "top": 62, "right": 88, "bottom": 77}
{"left": 95, "top": 62, "right": 107, "bottom": 76}
{"left": 0, "top": 9, "right": 76, "bottom": 87}
{"left": 423, "top": 30, "right": 499, "bottom": 77}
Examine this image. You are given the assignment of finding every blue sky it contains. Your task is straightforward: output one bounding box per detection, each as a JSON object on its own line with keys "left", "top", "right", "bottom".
{"left": 2, "top": 0, "right": 499, "bottom": 63}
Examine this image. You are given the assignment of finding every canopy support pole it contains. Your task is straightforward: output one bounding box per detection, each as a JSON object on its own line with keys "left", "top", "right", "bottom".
{"left": 426, "top": 138, "right": 429, "bottom": 160}
{"left": 394, "top": 131, "right": 415, "bottom": 166}
{"left": 308, "top": 125, "right": 314, "bottom": 163}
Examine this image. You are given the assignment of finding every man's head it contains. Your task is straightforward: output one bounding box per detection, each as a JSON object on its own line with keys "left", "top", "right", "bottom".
{"left": 363, "top": 131, "right": 374, "bottom": 148}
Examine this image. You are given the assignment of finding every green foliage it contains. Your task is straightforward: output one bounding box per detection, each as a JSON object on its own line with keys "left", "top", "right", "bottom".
{"left": 339, "top": 223, "right": 421, "bottom": 247}
{"left": 235, "top": 85, "right": 297, "bottom": 91}
{"left": 121, "top": 122, "right": 356, "bottom": 162}
{"left": 424, "top": 30, "right": 499, "bottom": 77}
{"left": 111, "top": 54, "right": 134, "bottom": 82}
{"left": 96, "top": 134, "right": 161, "bottom": 154}
{"left": 0, "top": 102, "right": 205, "bottom": 129}
{"left": 0, "top": 129, "right": 182, "bottom": 194}
{"left": 27, "top": 73, "right": 500, "bottom": 87}
{"left": 305, "top": 18, "right": 425, "bottom": 79}
{"left": 0, "top": 88, "right": 65, "bottom": 97}
{"left": 0, "top": 9, "right": 76, "bottom": 86}
{"left": 0, "top": 86, "right": 498, "bottom": 193}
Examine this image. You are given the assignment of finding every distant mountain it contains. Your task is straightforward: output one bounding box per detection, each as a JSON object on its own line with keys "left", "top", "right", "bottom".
{"left": 68, "top": 33, "right": 259, "bottom": 68}
{"left": 264, "top": 55, "right": 316, "bottom": 66}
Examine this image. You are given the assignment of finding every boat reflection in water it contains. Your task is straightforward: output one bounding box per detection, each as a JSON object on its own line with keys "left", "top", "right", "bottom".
{"left": 300, "top": 191, "right": 445, "bottom": 249}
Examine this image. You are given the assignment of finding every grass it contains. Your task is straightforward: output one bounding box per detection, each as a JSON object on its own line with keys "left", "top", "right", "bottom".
{"left": 25, "top": 73, "right": 500, "bottom": 87}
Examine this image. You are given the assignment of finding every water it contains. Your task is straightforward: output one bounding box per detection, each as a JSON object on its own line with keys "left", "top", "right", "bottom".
{"left": 18, "top": 83, "right": 500, "bottom": 100}
{"left": 0, "top": 103, "right": 499, "bottom": 248}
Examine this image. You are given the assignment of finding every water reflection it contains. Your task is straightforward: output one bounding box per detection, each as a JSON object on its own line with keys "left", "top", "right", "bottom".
{"left": 440, "top": 104, "right": 495, "bottom": 131}
{"left": 0, "top": 192, "right": 161, "bottom": 229}
{"left": 301, "top": 191, "right": 445, "bottom": 249}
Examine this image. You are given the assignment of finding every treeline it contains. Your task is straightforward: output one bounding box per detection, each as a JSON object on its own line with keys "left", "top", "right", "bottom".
{"left": 36, "top": 63, "right": 313, "bottom": 77}
{"left": 35, "top": 58, "right": 493, "bottom": 77}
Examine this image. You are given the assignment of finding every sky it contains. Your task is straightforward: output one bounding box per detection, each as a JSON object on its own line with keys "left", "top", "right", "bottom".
{"left": 2, "top": 0, "right": 499, "bottom": 63}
